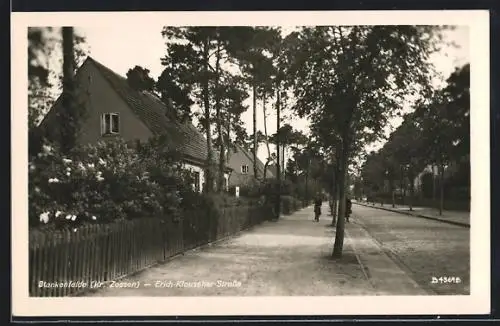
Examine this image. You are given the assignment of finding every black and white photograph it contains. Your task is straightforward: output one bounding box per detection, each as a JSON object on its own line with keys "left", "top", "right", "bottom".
{"left": 12, "top": 10, "right": 490, "bottom": 316}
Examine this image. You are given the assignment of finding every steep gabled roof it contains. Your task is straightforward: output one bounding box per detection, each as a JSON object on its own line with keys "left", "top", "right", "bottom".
{"left": 235, "top": 145, "right": 274, "bottom": 178}
{"left": 86, "top": 57, "right": 209, "bottom": 165}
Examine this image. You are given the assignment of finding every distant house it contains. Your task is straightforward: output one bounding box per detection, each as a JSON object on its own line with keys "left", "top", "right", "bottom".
{"left": 226, "top": 145, "right": 274, "bottom": 187}
{"left": 36, "top": 56, "right": 232, "bottom": 192}
{"left": 413, "top": 158, "right": 467, "bottom": 195}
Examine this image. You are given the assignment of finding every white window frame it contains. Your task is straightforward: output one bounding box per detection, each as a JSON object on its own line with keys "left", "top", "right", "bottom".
{"left": 101, "top": 112, "right": 120, "bottom": 135}
{"left": 241, "top": 165, "right": 249, "bottom": 174}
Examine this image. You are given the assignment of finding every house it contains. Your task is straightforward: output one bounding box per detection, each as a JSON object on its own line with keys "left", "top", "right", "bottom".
{"left": 36, "top": 56, "right": 232, "bottom": 192}
{"left": 413, "top": 158, "right": 467, "bottom": 195}
{"left": 226, "top": 145, "right": 274, "bottom": 187}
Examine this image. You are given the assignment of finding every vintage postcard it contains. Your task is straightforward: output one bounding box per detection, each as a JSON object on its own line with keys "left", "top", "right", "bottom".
{"left": 12, "top": 10, "right": 490, "bottom": 317}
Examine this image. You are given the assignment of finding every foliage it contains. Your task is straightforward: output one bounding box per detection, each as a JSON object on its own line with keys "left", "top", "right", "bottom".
{"left": 29, "top": 138, "right": 187, "bottom": 229}
{"left": 361, "top": 63, "right": 470, "bottom": 204}
{"left": 126, "top": 65, "right": 156, "bottom": 92}
{"left": 280, "top": 25, "right": 447, "bottom": 256}
{"left": 269, "top": 123, "right": 308, "bottom": 149}
{"left": 28, "top": 27, "right": 88, "bottom": 130}
{"left": 158, "top": 27, "right": 263, "bottom": 192}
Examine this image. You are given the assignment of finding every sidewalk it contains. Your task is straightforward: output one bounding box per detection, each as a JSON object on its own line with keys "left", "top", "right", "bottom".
{"left": 85, "top": 203, "right": 429, "bottom": 296}
{"left": 354, "top": 200, "right": 470, "bottom": 227}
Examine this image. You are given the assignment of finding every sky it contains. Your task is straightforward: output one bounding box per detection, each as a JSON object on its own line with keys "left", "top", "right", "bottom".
{"left": 48, "top": 25, "right": 470, "bottom": 166}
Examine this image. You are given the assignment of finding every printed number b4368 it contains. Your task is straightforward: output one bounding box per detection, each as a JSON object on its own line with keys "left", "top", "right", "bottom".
{"left": 431, "top": 276, "right": 461, "bottom": 284}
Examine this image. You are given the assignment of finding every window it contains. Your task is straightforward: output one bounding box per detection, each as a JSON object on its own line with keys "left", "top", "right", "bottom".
{"left": 192, "top": 171, "right": 201, "bottom": 193}
{"left": 241, "top": 165, "right": 249, "bottom": 174}
{"left": 101, "top": 113, "right": 120, "bottom": 135}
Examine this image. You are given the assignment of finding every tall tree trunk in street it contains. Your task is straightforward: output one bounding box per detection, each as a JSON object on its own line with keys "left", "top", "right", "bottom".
{"left": 215, "top": 40, "right": 225, "bottom": 193}
{"left": 263, "top": 95, "right": 271, "bottom": 179}
{"left": 432, "top": 164, "right": 437, "bottom": 205}
{"left": 390, "top": 176, "right": 396, "bottom": 208}
{"left": 330, "top": 165, "right": 338, "bottom": 226}
{"left": 332, "top": 144, "right": 341, "bottom": 225}
{"left": 305, "top": 163, "right": 309, "bottom": 205}
{"left": 332, "top": 140, "right": 348, "bottom": 258}
{"left": 282, "top": 145, "right": 286, "bottom": 180}
{"left": 439, "top": 163, "right": 444, "bottom": 216}
{"left": 263, "top": 95, "right": 271, "bottom": 158}
{"left": 202, "top": 38, "right": 214, "bottom": 193}
{"left": 264, "top": 159, "right": 272, "bottom": 179}
{"left": 400, "top": 165, "right": 405, "bottom": 205}
{"left": 275, "top": 88, "right": 281, "bottom": 219}
{"left": 408, "top": 168, "right": 414, "bottom": 211}
{"left": 226, "top": 101, "right": 231, "bottom": 164}
{"left": 253, "top": 83, "right": 258, "bottom": 179}
{"left": 60, "top": 27, "right": 76, "bottom": 154}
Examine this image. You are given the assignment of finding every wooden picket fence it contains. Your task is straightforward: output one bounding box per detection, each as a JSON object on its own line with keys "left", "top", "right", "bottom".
{"left": 29, "top": 204, "right": 276, "bottom": 297}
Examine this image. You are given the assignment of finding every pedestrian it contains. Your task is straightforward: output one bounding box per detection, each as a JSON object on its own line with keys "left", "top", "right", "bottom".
{"left": 314, "top": 193, "right": 322, "bottom": 222}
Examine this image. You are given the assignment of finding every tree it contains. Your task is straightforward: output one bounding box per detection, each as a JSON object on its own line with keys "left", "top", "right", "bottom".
{"left": 58, "top": 27, "right": 89, "bottom": 155}
{"left": 230, "top": 27, "right": 281, "bottom": 180}
{"left": 28, "top": 28, "right": 87, "bottom": 129}
{"left": 126, "top": 66, "right": 156, "bottom": 92}
{"left": 159, "top": 27, "right": 217, "bottom": 193}
{"left": 283, "top": 26, "right": 446, "bottom": 257}
{"left": 28, "top": 27, "right": 88, "bottom": 158}
{"left": 214, "top": 70, "right": 250, "bottom": 192}
{"left": 156, "top": 42, "right": 196, "bottom": 122}
{"left": 378, "top": 110, "right": 428, "bottom": 211}
{"left": 220, "top": 74, "right": 249, "bottom": 164}
{"left": 414, "top": 63, "right": 470, "bottom": 214}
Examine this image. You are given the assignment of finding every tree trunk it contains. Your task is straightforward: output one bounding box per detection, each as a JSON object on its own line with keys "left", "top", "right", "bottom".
{"left": 330, "top": 165, "right": 337, "bottom": 227}
{"left": 439, "top": 163, "right": 444, "bottom": 215}
{"left": 432, "top": 164, "right": 437, "bottom": 206}
{"left": 408, "top": 169, "right": 414, "bottom": 211}
{"left": 392, "top": 186, "right": 395, "bottom": 208}
{"left": 332, "top": 145, "right": 342, "bottom": 224}
{"left": 400, "top": 165, "right": 405, "bottom": 205}
{"left": 305, "top": 168, "right": 309, "bottom": 205}
{"left": 332, "top": 192, "right": 338, "bottom": 226}
{"left": 202, "top": 38, "right": 214, "bottom": 193}
{"left": 60, "top": 27, "right": 76, "bottom": 154}
{"left": 264, "top": 159, "right": 271, "bottom": 180}
{"left": 253, "top": 83, "right": 258, "bottom": 180}
{"left": 332, "top": 146, "right": 348, "bottom": 258}
{"left": 275, "top": 87, "right": 281, "bottom": 219}
{"left": 226, "top": 103, "right": 231, "bottom": 164}
{"left": 215, "top": 40, "right": 225, "bottom": 193}
{"left": 263, "top": 95, "right": 271, "bottom": 160}
{"left": 282, "top": 145, "right": 286, "bottom": 180}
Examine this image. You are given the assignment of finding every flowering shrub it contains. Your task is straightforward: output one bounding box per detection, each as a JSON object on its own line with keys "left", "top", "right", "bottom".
{"left": 29, "top": 137, "right": 189, "bottom": 229}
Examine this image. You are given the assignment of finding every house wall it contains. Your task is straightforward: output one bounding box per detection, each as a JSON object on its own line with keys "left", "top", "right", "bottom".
{"left": 182, "top": 163, "right": 230, "bottom": 192}
{"left": 226, "top": 147, "right": 273, "bottom": 187}
{"left": 229, "top": 172, "right": 255, "bottom": 188}
{"left": 77, "top": 62, "right": 154, "bottom": 145}
{"left": 42, "top": 61, "right": 154, "bottom": 146}
{"left": 41, "top": 60, "right": 235, "bottom": 192}
{"left": 227, "top": 149, "right": 255, "bottom": 176}
{"left": 413, "top": 162, "right": 461, "bottom": 193}
{"left": 227, "top": 149, "right": 255, "bottom": 187}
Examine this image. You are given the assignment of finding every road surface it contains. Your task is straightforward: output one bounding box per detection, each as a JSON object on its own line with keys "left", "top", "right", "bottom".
{"left": 351, "top": 203, "right": 470, "bottom": 295}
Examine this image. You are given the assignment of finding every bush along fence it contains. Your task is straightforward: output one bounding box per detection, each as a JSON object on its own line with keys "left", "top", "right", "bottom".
{"left": 29, "top": 203, "right": 279, "bottom": 297}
